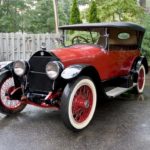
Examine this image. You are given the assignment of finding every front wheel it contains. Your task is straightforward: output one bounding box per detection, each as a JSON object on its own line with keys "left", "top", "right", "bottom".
{"left": 0, "top": 74, "right": 26, "bottom": 115}
{"left": 61, "top": 76, "right": 97, "bottom": 131}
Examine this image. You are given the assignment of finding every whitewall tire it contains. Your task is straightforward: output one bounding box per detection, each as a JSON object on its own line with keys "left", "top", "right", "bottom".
{"left": 136, "top": 65, "right": 146, "bottom": 94}
{"left": 61, "top": 76, "right": 97, "bottom": 131}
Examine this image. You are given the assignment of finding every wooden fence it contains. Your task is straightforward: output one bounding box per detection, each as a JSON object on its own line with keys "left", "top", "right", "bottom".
{"left": 0, "top": 33, "right": 60, "bottom": 61}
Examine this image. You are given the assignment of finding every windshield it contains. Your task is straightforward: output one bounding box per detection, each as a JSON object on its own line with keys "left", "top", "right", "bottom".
{"left": 60, "top": 28, "right": 108, "bottom": 48}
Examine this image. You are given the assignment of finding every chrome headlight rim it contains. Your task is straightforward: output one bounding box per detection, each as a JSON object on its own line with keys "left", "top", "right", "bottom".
{"left": 46, "top": 61, "right": 61, "bottom": 80}
{"left": 13, "top": 60, "right": 26, "bottom": 77}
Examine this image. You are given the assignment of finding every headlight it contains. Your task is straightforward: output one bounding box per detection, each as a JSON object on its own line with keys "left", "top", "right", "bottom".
{"left": 46, "top": 61, "right": 60, "bottom": 80}
{"left": 13, "top": 61, "right": 26, "bottom": 76}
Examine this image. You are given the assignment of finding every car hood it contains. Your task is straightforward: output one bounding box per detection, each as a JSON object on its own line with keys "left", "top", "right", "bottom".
{"left": 51, "top": 45, "right": 102, "bottom": 65}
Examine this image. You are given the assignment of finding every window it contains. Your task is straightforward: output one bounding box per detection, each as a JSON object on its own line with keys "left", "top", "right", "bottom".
{"left": 118, "top": 33, "right": 130, "bottom": 40}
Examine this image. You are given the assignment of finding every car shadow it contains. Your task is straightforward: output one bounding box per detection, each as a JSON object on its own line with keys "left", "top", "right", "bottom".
{"left": 0, "top": 91, "right": 147, "bottom": 131}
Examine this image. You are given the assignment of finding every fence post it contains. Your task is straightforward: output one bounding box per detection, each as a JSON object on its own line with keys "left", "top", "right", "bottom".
{"left": 0, "top": 32, "right": 58, "bottom": 61}
{"left": 16, "top": 33, "right": 21, "bottom": 60}
{"left": 5, "top": 33, "right": 9, "bottom": 61}
{"left": 31, "top": 34, "right": 35, "bottom": 55}
{"left": 11, "top": 33, "right": 15, "bottom": 60}
{"left": 22, "top": 33, "right": 26, "bottom": 60}
{"left": 37, "top": 34, "right": 40, "bottom": 51}
{"left": 0, "top": 33, "right": 2, "bottom": 61}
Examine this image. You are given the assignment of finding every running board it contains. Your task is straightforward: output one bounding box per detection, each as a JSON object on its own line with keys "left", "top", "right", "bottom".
{"left": 106, "top": 83, "right": 137, "bottom": 98}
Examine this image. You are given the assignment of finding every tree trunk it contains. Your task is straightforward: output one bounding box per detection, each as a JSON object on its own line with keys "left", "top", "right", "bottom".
{"left": 53, "top": 0, "right": 59, "bottom": 34}
{"left": 139, "top": 0, "right": 146, "bottom": 7}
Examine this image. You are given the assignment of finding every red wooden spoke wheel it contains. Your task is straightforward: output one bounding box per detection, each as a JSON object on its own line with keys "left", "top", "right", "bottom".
{"left": 0, "top": 75, "right": 26, "bottom": 115}
{"left": 136, "top": 65, "right": 145, "bottom": 94}
{"left": 61, "top": 77, "right": 97, "bottom": 131}
{"left": 0, "top": 77, "right": 21, "bottom": 110}
{"left": 72, "top": 85, "right": 93, "bottom": 123}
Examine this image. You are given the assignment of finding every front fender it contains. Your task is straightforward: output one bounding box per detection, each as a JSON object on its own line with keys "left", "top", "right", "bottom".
{"left": 0, "top": 70, "right": 12, "bottom": 83}
{"left": 0, "top": 61, "right": 13, "bottom": 81}
{"left": 0, "top": 61, "right": 12, "bottom": 71}
{"left": 60, "top": 64, "right": 106, "bottom": 99}
{"left": 0, "top": 62, "right": 21, "bottom": 87}
{"left": 61, "top": 64, "right": 89, "bottom": 80}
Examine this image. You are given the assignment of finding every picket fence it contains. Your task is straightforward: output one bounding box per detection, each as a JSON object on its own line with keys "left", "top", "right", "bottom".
{"left": 0, "top": 33, "right": 60, "bottom": 61}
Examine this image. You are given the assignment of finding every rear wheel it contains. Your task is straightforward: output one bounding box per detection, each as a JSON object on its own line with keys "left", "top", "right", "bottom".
{"left": 135, "top": 65, "right": 146, "bottom": 94}
{"left": 61, "top": 76, "right": 97, "bottom": 131}
{"left": 0, "top": 75, "right": 26, "bottom": 115}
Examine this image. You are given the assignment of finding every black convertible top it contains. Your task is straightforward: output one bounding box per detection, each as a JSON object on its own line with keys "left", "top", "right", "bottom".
{"left": 59, "top": 22, "right": 145, "bottom": 33}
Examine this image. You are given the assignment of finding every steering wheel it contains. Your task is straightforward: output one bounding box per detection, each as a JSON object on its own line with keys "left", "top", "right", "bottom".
{"left": 72, "top": 36, "right": 89, "bottom": 44}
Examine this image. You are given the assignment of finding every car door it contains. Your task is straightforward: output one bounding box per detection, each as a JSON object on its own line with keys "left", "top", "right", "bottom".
{"left": 106, "top": 48, "right": 125, "bottom": 78}
{"left": 93, "top": 48, "right": 123, "bottom": 81}
{"left": 119, "top": 49, "right": 140, "bottom": 75}
{"left": 106, "top": 29, "right": 141, "bottom": 78}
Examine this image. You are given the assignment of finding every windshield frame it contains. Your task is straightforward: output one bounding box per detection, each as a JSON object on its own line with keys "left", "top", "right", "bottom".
{"left": 60, "top": 27, "right": 109, "bottom": 49}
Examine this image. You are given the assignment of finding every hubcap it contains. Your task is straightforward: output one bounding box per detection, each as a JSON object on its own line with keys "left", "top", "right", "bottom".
{"left": 138, "top": 67, "right": 144, "bottom": 90}
{"left": 0, "top": 77, "right": 21, "bottom": 109}
{"left": 72, "top": 85, "right": 93, "bottom": 123}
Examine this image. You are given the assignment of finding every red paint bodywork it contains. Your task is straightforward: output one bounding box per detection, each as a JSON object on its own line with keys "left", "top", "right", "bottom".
{"left": 52, "top": 45, "right": 141, "bottom": 81}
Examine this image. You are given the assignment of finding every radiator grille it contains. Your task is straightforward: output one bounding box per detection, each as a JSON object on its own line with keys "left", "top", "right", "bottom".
{"left": 28, "top": 55, "right": 57, "bottom": 93}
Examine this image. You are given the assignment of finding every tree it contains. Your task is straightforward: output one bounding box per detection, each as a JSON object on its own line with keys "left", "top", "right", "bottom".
{"left": 0, "top": 0, "right": 69, "bottom": 33}
{"left": 0, "top": 0, "right": 27, "bottom": 32}
{"left": 53, "top": 0, "right": 59, "bottom": 33}
{"left": 23, "top": 0, "right": 55, "bottom": 33}
{"left": 24, "top": 0, "right": 70, "bottom": 33}
{"left": 141, "top": 13, "right": 150, "bottom": 60}
{"left": 70, "top": 0, "right": 82, "bottom": 24}
{"left": 95, "top": 0, "right": 143, "bottom": 22}
{"left": 58, "top": 0, "right": 69, "bottom": 25}
{"left": 139, "top": 0, "right": 146, "bottom": 7}
{"left": 88, "top": 1, "right": 99, "bottom": 23}
{"left": 59, "top": 0, "right": 71, "bottom": 25}
{"left": 78, "top": 0, "right": 90, "bottom": 5}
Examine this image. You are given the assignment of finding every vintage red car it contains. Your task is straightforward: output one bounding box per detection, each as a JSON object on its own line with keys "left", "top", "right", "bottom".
{"left": 0, "top": 22, "right": 149, "bottom": 131}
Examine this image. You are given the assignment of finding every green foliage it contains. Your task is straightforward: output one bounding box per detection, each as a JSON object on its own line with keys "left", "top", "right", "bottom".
{"left": 0, "top": 0, "right": 27, "bottom": 32}
{"left": 58, "top": 0, "right": 71, "bottom": 25}
{"left": 0, "top": 0, "right": 147, "bottom": 35}
{"left": 78, "top": 0, "right": 90, "bottom": 5}
{"left": 64, "top": 30, "right": 100, "bottom": 46}
{"left": 24, "top": 0, "right": 55, "bottom": 33}
{"left": 70, "top": 0, "right": 82, "bottom": 24}
{"left": 88, "top": 1, "right": 99, "bottom": 23}
{"left": 0, "top": 0, "right": 71, "bottom": 33}
{"left": 141, "top": 13, "right": 150, "bottom": 61}
{"left": 58, "top": 1, "right": 69, "bottom": 26}
{"left": 95, "top": 0, "right": 143, "bottom": 22}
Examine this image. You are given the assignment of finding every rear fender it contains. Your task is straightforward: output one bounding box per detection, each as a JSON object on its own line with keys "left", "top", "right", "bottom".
{"left": 132, "top": 56, "right": 149, "bottom": 74}
{"left": 131, "top": 56, "right": 149, "bottom": 82}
